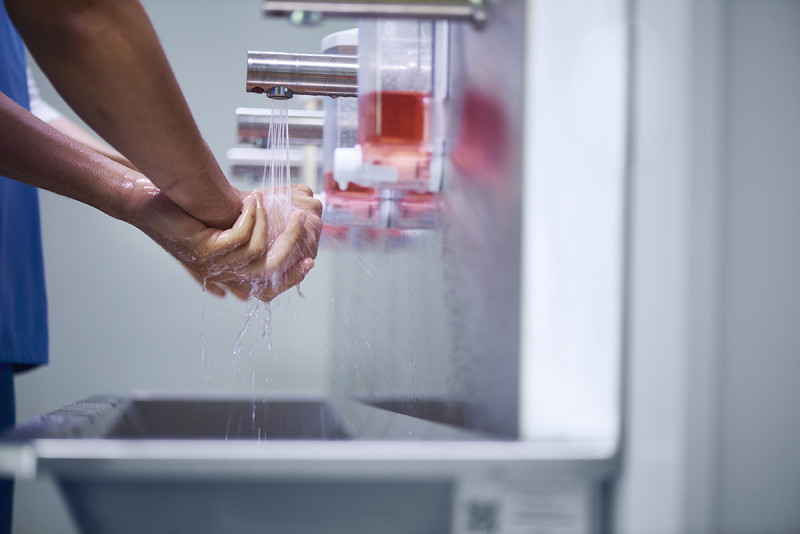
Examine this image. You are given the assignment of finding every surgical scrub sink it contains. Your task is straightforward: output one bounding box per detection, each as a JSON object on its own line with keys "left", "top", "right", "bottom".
{"left": 0, "top": 393, "right": 614, "bottom": 534}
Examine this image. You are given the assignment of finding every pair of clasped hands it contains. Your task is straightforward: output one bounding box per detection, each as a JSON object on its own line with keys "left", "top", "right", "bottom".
{"left": 139, "top": 180, "right": 323, "bottom": 303}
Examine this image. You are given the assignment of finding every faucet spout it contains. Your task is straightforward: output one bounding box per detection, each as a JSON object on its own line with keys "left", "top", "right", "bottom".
{"left": 246, "top": 51, "right": 358, "bottom": 99}
{"left": 267, "top": 86, "right": 294, "bottom": 100}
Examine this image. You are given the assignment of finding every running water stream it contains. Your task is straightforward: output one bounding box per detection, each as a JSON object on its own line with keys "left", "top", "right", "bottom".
{"left": 199, "top": 99, "right": 296, "bottom": 391}
{"left": 232, "top": 99, "right": 293, "bottom": 385}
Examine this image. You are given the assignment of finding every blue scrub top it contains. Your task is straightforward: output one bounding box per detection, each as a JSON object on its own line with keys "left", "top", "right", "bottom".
{"left": 0, "top": 0, "right": 49, "bottom": 370}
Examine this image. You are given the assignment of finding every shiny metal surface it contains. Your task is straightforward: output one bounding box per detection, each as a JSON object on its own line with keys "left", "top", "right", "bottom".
{"left": 0, "top": 393, "right": 617, "bottom": 479}
{"left": 263, "top": 0, "right": 488, "bottom": 26}
{"left": 266, "top": 85, "right": 294, "bottom": 99}
{"left": 226, "top": 146, "right": 319, "bottom": 183}
{"left": 0, "top": 394, "right": 498, "bottom": 447}
{"left": 236, "top": 107, "right": 324, "bottom": 146}
{"left": 0, "top": 394, "right": 614, "bottom": 533}
{"left": 246, "top": 51, "right": 358, "bottom": 99}
{"left": 325, "top": 0, "right": 528, "bottom": 439}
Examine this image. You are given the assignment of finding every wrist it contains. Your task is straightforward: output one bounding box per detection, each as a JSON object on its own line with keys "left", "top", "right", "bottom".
{"left": 151, "top": 163, "right": 244, "bottom": 230}
{"left": 120, "top": 171, "right": 167, "bottom": 232}
{"left": 216, "top": 186, "right": 246, "bottom": 229}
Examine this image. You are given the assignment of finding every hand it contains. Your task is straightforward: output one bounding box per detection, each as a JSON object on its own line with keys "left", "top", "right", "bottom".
{"left": 183, "top": 267, "right": 250, "bottom": 300}
{"left": 225, "top": 184, "right": 323, "bottom": 300}
{"left": 262, "top": 184, "right": 323, "bottom": 271}
{"left": 132, "top": 181, "right": 321, "bottom": 302}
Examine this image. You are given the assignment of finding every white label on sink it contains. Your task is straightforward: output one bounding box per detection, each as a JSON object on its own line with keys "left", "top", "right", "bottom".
{"left": 452, "top": 474, "right": 594, "bottom": 533}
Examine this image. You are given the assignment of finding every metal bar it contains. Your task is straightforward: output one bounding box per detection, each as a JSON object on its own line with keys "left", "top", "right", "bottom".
{"left": 235, "top": 107, "right": 325, "bottom": 145}
{"left": 227, "top": 147, "right": 314, "bottom": 181}
{"left": 263, "top": 0, "right": 488, "bottom": 26}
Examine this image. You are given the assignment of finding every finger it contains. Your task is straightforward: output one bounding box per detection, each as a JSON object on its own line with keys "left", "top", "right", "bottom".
{"left": 213, "top": 257, "right": 314, "bottom": 303}
{"left": 255, "top": 258, "right": 315, "bottom": 302}
{"left": 180, "top": 262, "right": 229, "bottom": 297}
{"left": 291, "top": 220, "right": 319, "bottom": 263}
{"left": 237, "top": 191, "right": 268, "bottom": 263}
{"left": 216, "top": 278, "right": 254, "bottom": 300}
{"left": 264, "top": 210, "right": 307, "bottom": 274}
{"left": 205, "top": 193, "right": 269, "bottom": 272}
{"left": 292, "top": 193, "right": 323, "bottom": 217}
{"left": 303, "top": 212, "right": 323, "bottom": 259}
{"left": 282, "top": 198, "right": 322, "bottom": 260}
{"left": 291, "top": 210, "right": 322, "bottom": 262}
{"left": 291, "top": 184, "right": 314, "bottom": 197}
{"left": 193, "top": 194, "right": 257, "bottom": 259}
{"left": 213, "top": 280, "right": 255, "bottom": 301}
{"left": 204, "top": 281, "right": 228, "bottom": 298}
{"left": 213, "top": 194, "right": 256, "bottom": 247}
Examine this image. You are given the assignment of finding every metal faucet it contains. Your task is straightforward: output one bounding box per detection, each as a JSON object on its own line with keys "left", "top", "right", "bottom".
{"left": 246, "top": 51, "right": 358, "bottom": 100}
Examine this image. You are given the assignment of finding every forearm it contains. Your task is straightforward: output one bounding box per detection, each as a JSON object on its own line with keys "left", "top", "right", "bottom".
{"left": 6, "top": 0, "right": 241, "bottom": 228}
{"left": 47, "top": 117, "right": 137, "bottom": 170}
{"left": 1, "top": 92, "right": 147, "bottom": 224}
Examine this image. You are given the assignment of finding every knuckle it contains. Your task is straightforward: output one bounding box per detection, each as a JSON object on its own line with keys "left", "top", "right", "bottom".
{"left": 293, "top": 184, "right": 313, "bottom": 196}
{"left": 194, "top": 249, "right": 213, "bottom": 262}
{"left": 251, "top": 237, "right": 267, "bottom": 257}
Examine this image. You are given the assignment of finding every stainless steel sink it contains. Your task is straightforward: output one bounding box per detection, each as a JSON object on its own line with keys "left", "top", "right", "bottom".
{"left": 108, "top": 398, "right": 350, "bottom": 440}
{"left": 0, "top": 393, "right": 615, "bottom": 534}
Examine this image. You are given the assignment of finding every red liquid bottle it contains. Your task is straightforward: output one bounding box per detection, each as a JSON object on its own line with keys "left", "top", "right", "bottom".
{"left": 356, "top": 20, "right": 434, "bottom": 193}
{"left": 358, "top": 90, "right": 432, "bottom": 191}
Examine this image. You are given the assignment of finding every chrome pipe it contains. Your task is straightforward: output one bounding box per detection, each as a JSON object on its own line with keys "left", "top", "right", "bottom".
{"left": 246, "top": 51, "right": 358, "bottom": 99}
{"left": 236, "top": 107, "right": 324, "bottom": 145}
{"left": 226, "top": 147, "right": 319, "bottom": 182}
{"left": 262, "top": 0, "right": 488, "bottom": 26}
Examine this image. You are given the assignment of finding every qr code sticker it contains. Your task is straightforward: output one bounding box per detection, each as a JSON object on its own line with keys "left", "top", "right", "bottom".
{"left": 466, "top": 500, "right": 500, "bottom": 533}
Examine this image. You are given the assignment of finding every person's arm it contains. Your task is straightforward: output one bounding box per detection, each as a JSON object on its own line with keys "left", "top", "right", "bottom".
{"left": 26, "top": 68, "right": 251, "bottom": 298}
{"left": 27, "top": 66, "right": 135, "bottom": 169}
{"left": 47, "top": 116, "right": 138, "bottom": 169}
{"left": 0, "top": 93, "right": 319, "bottom": 301}
{"left": 6, "top": 0, "right": 242, "bottom": 229}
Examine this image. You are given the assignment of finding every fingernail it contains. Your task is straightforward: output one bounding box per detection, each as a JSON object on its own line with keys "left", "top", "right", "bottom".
{"left": 302, "top": 258, "right": 314, "bottom": 274}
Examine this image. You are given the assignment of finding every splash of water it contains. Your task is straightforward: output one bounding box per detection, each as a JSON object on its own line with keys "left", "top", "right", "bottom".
{"left": 232, "top": 299, "right": 259, "bottom": 364}
{"left": 200, "top": 280, "right": 212, "bottom": 379}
